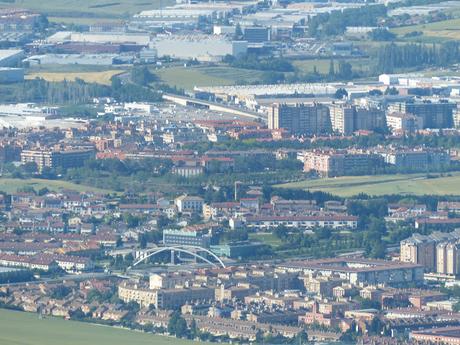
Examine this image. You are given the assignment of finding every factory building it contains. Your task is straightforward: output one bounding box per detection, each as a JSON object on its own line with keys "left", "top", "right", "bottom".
{"left": 243, "top": 26, "right": 271, "bottom": 42}
{"left": 153, "top": 35, "right": 247, "bottom": 61}
{"left": 47, "top": 31, "right": 150, "bottom": 46}
{"left": 0, "top": 49, "right": 24, "bottom": 67}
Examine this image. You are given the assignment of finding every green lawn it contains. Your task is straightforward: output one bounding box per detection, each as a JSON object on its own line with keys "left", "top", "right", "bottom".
{"left": 0, "top": 309, "right": 200, "bottom": 345}
{"left": 0, "top": 178, "right": 113, "bottom": 194}
{"left": 276, "top": 172, "right": 460, "bottom": 197}
{"left": 155, "top": 66, "right": 267, "bottom": 91}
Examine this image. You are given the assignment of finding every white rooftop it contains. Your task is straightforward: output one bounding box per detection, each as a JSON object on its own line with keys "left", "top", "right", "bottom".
{"left": 0, "top": 49, "right": 23, "bottom": 60}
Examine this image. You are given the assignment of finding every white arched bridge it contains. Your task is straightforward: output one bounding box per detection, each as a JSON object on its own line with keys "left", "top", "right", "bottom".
{"left": 130, "top": 245, "right": 226, "bottom": 269}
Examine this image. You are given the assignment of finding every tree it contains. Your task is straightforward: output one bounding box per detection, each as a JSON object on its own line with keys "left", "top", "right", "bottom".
{"left": 314, "top": 227, "right": 332, "bottom": 240}
{"left": 296, "top": 330, "right": 308, "bottom": 344}
{"left": 368, "top": 317, "right": 384, "bottom": 335}
{"left": 234, "top": 23, "right": 243, "bottom": 39}
{"left": 337, "top": 61, "right": 353, "bottom": 80}
{"left": 273, "top": 225, "right": 289, "bottom": 240}
{"left": 139, "top": 233, "right": 148, "bottom": 249}
{"left": 328, "top": 59, "right": 335, "bottom": 76}
{"left": 369, "top": 89, "right": 383, "bottom": 96}
{"left": 50, "top": 285, "right": 72, "bottom": 299}
{"left": 130, "top": 66, "right": 157, "bottom": 86}
{"left": 255, "top": 329, "right": 264, "bottom": 343}
{"left": 168, "top": 311, "right": 180, "bottom": 335}
{"left": 335, "top": 88, "right": 348, "bottom": 99}
{"left": 385, "top": 86, "right": 399, "bottom": 95}
{"left": 168, "top": 311, "right": 188, "bottom": 338}
{"left": 175, "top": 316, "right": 188, "bottom": 338}
{"left": 368, "top": 28, "right": 396, "bottom": 41}
{"left": 454, "top": 301, "right": 460, "bottom": 312}
{"left": 369, "top": 241, "right": 386, "bottom": 259}
{"left": 190, "top": 319, "right": 199, "bottom": 339}
{"left": 22, "top": 162, "right": 38, "bottom": 174}
{"left": 37, "top": 187, "right": 49, "bottom": 196}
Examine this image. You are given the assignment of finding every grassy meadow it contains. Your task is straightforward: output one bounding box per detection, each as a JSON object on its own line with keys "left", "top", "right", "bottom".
{"left": 0, "top": 309, "right": 201, "bottom": 345}
{"left": 276, "top": 173, "right": 460, "bottom": 197}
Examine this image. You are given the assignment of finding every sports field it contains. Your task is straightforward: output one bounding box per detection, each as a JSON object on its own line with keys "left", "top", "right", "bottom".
{"left": 276, "top": 173, "right": 460, "bottom": 197}
{"left": 26, "top": 70, "right": 123, "bottom": 85}
{"left": 0, "top": 178, "right": 113, "bottom": 194}
{"left": 0, "top": 309, "right": 201, "bottom": 345}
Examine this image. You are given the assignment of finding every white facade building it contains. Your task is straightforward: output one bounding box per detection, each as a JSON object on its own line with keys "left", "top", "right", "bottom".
{"left": 153, "top": 35, "right": 247, "bottom": 61}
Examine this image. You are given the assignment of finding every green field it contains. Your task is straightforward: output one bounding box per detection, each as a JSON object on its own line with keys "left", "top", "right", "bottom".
{"left": 155, "top": 59, "right": 375, "bottom": 91}
{"left": 0, "top": 178, "right": 113, "bottom": 194}
{"left": 276, "top": 173, "right": 460, "bottom": 197}
{"left": 155, "top": 66, "right": 267, "bottom": 90}
{"left": 0, "top": 0, "right": 174, "bottom": 23}
{"left": 0, "top": 309, "right": 201, "bottom": 345}
{"left": 391, "top": 18, "right": 460, "bottom": 41}
{"left": 292, "top": 58, "right": 372, "bottom": 74}
{"left": 249, "top": 232, "right": 283, "bottom": 248}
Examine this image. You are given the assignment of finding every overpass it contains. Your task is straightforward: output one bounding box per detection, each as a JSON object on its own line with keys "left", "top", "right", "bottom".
{"left": 162, "top": 93, "right": 266, "bottom": 121}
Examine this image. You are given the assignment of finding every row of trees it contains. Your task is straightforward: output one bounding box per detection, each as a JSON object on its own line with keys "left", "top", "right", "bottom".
{"left": 223, "top": 54, "right": 295, "bottom": 72}
{"left": 0, "top": 76, "right": 164, "bottom": 105}
{"left": 0, "top": 270, "right": 34, "bottom": 284}
{"left": 375, "top": 41, "right": 460, "bottom": 73}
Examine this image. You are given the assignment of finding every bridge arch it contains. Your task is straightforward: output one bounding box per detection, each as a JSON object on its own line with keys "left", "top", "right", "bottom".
{"left": 131, "top": 245, "right": 226, "bottom": 268}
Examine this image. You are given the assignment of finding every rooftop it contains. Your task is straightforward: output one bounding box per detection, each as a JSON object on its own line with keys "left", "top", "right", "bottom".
{"left": 0, "top": 49, "right": 23, "bottom": 60}
{"left": 280, "top": 257, "right": 423, "bottom": 273}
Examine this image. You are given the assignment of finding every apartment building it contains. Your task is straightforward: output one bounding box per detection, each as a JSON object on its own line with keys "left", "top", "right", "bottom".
{"left": 174, "top": 195, "right": 204, "bottom": 213}
{"left": 438, "top": 242, "right": 460, "bottom": 276}
{"left": 386, "top": 112, "right": 423, "bottom": 133}
{"left": 400, "top": 233, "right": 436, "bottom": 272}
{"left": 268, "top": 103, "right": 331, "bottom": 136}
{"left": 328, "top": 104, "right": 385, "bottom": 135}
{"left": 118, "top": 281, "right": 215, "bottom": 309}
{"left": 378, "top": 148, "right": 450, "bottom": 172}
{"left": 329, "top": 104, "right": 355, "bottom": 135}
{"left": 118, "top": 282, "right": 159, "bottom": 307}
{"left": 388, "top": 101, "right": 456, "bottom": 129}
{"left": 400, "top": 230, "right": 460, "bottom": 275}
{"left": 162, "top": 223, "right": 219, "bottom": 248}
{"left": 20, "top": 149, "right": 95, "bottom": 171}
{"left": 302, "top": 150, "right": 383, "bottom": 177}
{"left": 243, "top": 215, "right": 358, "bottom": 230}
